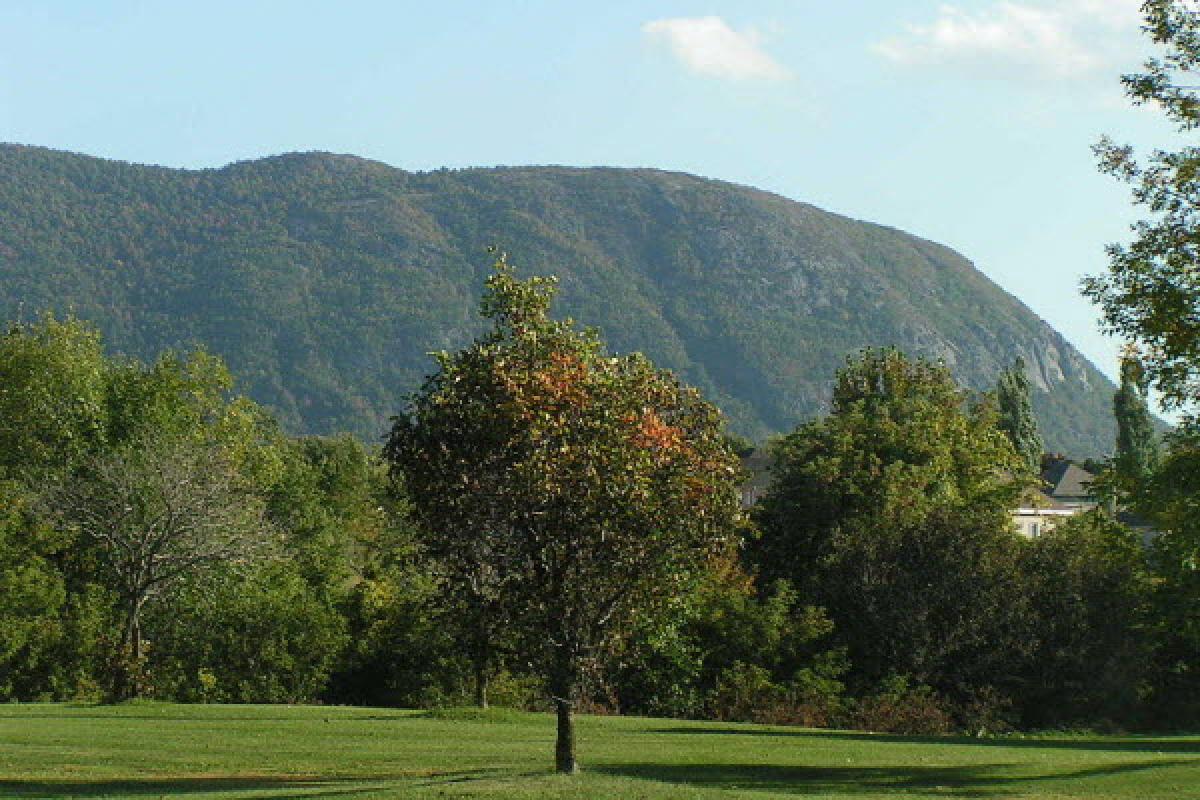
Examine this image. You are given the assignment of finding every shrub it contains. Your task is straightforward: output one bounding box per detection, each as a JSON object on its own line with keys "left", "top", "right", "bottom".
{"left": 708, "top": 661, "right": 784, "bottom": 722}
{"left": 848, "top": 676, "right": 954, "bottom": 735}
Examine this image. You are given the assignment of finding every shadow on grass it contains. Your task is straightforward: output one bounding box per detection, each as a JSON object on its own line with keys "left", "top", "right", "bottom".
{"left": 0, "top": 714, "right": 336, "bottom": 724}
{"left": 650, "top": 726, "right": 1200, "bottom": 754}
{"left": 0, "top": 704, "right": 414, "bottom": 725}
{"left": 0, "top": 769, "right": 502, "bottom": 799}
{"left": 598, "top": 759, "right": 1195, "bottom": 798}
{"left": 0, "top": 776, "right": 366, "bottom": 799}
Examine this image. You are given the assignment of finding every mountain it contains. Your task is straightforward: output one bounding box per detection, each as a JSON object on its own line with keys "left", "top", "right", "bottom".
{"left": 0, "top": 144, "right": 1118, "bottom": 456}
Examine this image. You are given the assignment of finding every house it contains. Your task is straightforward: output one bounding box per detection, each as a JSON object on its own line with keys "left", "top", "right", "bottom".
{"left": 1040, "top": 461, "right": 1100, "bottom": 510}
{"left": 739, "top": 448, "right": 1151, "bottom": 543}
{"left": 1011, "top": 460, "right": 1098, "bottom": 538}
{"left": 739, "top": 448, "right": 774, "bottom": 509}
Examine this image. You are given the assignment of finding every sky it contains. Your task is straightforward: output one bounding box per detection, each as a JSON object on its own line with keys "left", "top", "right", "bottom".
{"left": 0, "top": 0, "right": 1186, "bottom": 404}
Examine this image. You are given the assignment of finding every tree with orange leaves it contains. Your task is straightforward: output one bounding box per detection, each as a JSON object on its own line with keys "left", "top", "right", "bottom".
{"left": 385, "top": 254, "right": 741, "bottom": 774}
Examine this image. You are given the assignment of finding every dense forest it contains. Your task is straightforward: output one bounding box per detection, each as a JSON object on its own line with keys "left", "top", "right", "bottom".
{"left": 0, "top": 144, "right": 1118, "bottom": 456}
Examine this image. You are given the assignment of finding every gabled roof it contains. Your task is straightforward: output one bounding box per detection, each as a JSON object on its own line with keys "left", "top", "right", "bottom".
{"left": 1042, "top": 461, "right": 1095, "bottom": 499}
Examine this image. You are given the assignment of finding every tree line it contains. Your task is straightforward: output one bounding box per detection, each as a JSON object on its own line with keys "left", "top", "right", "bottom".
{"left": 1, "top": 247, "right": 1196, "bottom": 772}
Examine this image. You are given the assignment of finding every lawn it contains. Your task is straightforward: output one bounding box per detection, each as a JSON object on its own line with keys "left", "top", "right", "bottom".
{"left": 0, "top": 703, "right": 1197, "bottom": 799}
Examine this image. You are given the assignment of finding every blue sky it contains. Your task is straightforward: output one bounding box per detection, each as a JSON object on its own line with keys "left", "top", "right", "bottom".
{"left": 0, "top": 1, "right": 1182, "bottom": 402}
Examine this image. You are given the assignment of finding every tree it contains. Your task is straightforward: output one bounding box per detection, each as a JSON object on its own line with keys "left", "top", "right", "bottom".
{"left": 1113, "top": 354, "right": 1161, "bottom": 492}
{"left": 754, "top": 349, "right": 1027, "bottom": 590}
{"left": 386, "top": 255, "right": 742, "bottom": 773}
{"left": 1139, "top": 425, "right": 1200, "bottom": 724}
{"left": 753, "top": 349, "right": 1033, "bottom": 703}
{"left": 146, "top": 434, "right": 407, "bottom": 705}
{"left": 45, "top": 428, "right": 272, "bottom": 700}
{"left": 0, "top": 481, "right": 71, "bottom": 699}
{"left": 1085, "top": 0, "right": 1200, "bottom": 412}
{"left": 146, "top": 562, "right": 349, "bottom": 704}
{"left": 0, "top": 315, "right": 107, "bottom": 479}
{"left": 0, "top": 317, "right": 109, "bottom": 699}
{"left": 1020, "top": 510, "right": 1151, "bottom": 728}
{"left": 1086, "top": 1, "right": 1200, "bottom": 726}
{"left": 995, "top": 357, "right": 1043, "bottom": 475}
{"left": 610, "top": 563, "right": 846, "bottom": 724}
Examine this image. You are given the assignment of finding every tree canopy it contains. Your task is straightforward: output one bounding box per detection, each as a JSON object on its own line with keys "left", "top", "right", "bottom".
{"left": 387, "top": 255, "right": 742, "bottom": 773}
{"left": 753, "top": 349, "right": 1032, "bottom": 701}
{"left": 1086, "top": 0, "right": 1200, "bottom": 414}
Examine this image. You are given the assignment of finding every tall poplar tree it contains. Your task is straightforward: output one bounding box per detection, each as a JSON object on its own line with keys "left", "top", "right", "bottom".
{"left": 996, "top": 357, "right": 1043, "bottom": 475}
{"left": 1113, "top": 355, "right": 1160, "bottom": 490}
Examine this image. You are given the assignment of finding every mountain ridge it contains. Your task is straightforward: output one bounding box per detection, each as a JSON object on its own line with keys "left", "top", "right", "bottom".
{"left": 0, "top": 144, "right": 1118, "bottom": 456}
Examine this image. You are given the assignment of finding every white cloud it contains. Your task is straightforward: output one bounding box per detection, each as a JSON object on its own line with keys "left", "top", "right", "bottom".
{"left": 874, "top": 0, "right": 1144, "bottom": 81}
{"left": 1069, "top": 0, "right": 1143, "bottom": 29}
{"left": 642, "top": 16, "right": 791, "bottom": 81}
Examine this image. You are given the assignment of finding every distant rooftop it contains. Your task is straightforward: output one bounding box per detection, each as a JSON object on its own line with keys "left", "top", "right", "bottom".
{"left": 1043, "top": 461, "right": 1095, "bottom": 500}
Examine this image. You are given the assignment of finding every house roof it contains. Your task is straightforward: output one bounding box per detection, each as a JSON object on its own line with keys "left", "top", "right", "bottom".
{"left": 1042, "top": 461, "right": 1095, "bottom": 499}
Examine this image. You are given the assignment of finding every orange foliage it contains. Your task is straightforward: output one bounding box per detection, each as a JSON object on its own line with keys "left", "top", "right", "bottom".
{"left": 530, "top": 352, "right": 589, "bottom": 408}
{"left": 633, "top": 410, "right": 684, "bottom": 453}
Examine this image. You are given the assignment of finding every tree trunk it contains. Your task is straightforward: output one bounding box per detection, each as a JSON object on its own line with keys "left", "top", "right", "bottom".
{"left": 554, "top": 696, "right": 577, "bottom": 775}
{"left": 474, "top": 662, "right": 489, "bottom": 709}
{"left": 548, "top": 640, "right": 579, "bottom": 774}
{"left": 131, "top": 613, "right": 142, "bottom": 666}
{"left": 114, "top": 595, "right": 144, "bottom": 702}
{"left": 473, "top": 623, "right": 491, "bottom": 708}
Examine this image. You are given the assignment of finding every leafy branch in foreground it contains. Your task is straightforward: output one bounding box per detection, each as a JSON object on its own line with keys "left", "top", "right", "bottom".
{"left": 1086, "top": 0, "right": 1200, "bottom": 414}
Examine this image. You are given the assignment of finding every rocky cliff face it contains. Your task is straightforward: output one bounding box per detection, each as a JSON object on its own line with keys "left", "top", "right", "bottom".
{"left": 0, "top": 145, "right": 1119, "bottom": 456}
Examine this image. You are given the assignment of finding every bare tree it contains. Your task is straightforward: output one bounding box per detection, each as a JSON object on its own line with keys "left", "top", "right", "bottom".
{"left": 46, "top": 430, "right": 273, "bottom": 699}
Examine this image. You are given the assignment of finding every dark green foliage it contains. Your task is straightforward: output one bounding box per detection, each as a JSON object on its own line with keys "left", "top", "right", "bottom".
{"left": 0, "top": 482, "right": 72, "bottom": 699}
{"left": 0, "top": 317, "right": 425, "bottom": 704}
{"left": 328, "top": 565, "right": 458, "bottom": 708}
{"left": 0, "top": 145, "right": 1120, "bottom": 456}
{"left": 317, "top": 441, "right": 461, "bottom": 709}
{"left": 996, "top": 357, "right": 1044, "bottom": 474}
{"left": 147, "top": 566, "right": 349, "bottom": 704}
{"left": 754, "top": 350, "right": 1034, "bottom": 707}
{"left": 753, "top": 349, "right": 1026, "bottom": 591}
{"left": 1140, "top": 425, "right": 1200, "bottom": 725}
{"left": 43, "top": 374, "right": 272, "bottom": 700}
{"left": 816, "top": 506, "right": 1033, "bottom": 704}
{"left": 0, "top": 318, "right": 119, "bottom": 698}
{"left": 1021, "top": 510, "right": 1151, "bottom": 728}
{"left": 0, "top": 305, "right": 1191, "bottom": 729}
{"left": 848, "top": 676, "right": 956, "bottom": 736}
{"left": 612, "top": 569, "right": 846, "bottom": 725}
{"left": 1113, "top": 357, "right": 1161, "bottom": 491}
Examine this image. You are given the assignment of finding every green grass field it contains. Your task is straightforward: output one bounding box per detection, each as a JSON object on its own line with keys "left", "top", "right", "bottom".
{"left": 0, "top": 704, "right": 1197, "bottom": 799}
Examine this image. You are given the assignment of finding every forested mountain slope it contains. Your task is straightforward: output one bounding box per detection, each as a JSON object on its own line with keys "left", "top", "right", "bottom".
{"left": 0, "top": 144, "right": 1117, "bottom": 455}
